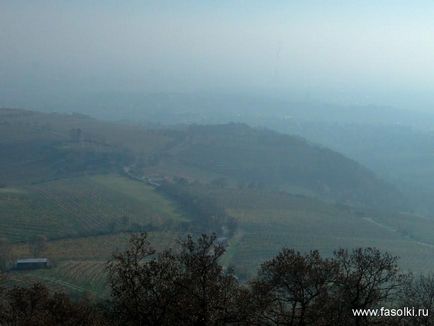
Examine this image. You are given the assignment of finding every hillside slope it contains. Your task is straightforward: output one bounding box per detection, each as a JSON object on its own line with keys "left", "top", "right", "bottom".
{"left": 1, "top": 108, "right": 430, "bottom": 296}
{"left": 0, "top": 109, "right": 405, "bottom": 210}
{"left": 151, "top": 124, "right": 405, "bottom": 210}
{"left": 0, "top": 108, "right": 169, "bottom": 185}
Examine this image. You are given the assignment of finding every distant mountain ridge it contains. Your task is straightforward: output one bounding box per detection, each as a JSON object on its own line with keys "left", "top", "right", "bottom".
{"left": 30, "top": 92, "right": 434, "bottom": 130}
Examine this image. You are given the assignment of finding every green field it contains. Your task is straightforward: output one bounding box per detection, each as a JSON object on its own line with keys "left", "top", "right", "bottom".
{"left": 4, "top": 109, "right": 434, "bottom": 300}
{"left": 0, "top": 174, "right": 184, "bottom": 242}
{"left": 7, "top": 231, "right": 181, "bottom": 296}
{"left": 226, "top": 208, "right": 434, "bottom": 277}
{"left": 6, "top": 261, "right": 107, "bottom": 298}
{"left": 1, "top": 174, "right": 187, "bottom": 296}
{"left": 6, "top": 179, "right": 434, "bottom": 297}
{"left": 177, "top": 186, "right": 434, "bottom": 276}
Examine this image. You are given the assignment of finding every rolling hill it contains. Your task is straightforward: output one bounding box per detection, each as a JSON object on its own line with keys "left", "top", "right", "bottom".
{"left": 1, "top": 107, "right": 428, "bottom": 296}
{"left": 0, "top": 108, "right": 404, "bottom": 210}
{"left": 144, "top": 124, "right": 406, "bottom": 210}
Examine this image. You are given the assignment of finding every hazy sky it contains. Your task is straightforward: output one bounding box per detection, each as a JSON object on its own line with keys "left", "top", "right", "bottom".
{"left": 2, "top": 1, "right": 434, "bottom": 110}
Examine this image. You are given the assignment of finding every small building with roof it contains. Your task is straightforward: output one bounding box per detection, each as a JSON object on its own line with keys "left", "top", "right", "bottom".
{"left": 15, "top": 258, "right": 50, "bottom": 270}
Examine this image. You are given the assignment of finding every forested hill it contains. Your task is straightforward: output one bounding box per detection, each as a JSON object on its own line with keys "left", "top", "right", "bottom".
{"left": 0, "top": 108, "right": 405, "bottom": 210}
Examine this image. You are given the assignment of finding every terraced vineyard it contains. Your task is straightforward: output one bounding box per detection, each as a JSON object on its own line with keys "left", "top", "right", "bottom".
{"left": 4, "top": 109, "right": 434, "bottom": 303}
{"left": 0, "top": 175, "right": 185, "bottom": 242}
{"left": 7, "top": 231, "right": 182, "bottom": 297}
{"left": 163, "top": 185, "right": 434, "bottom": 277}
{"left": 10, "top": 231, "right": 180, "bottom": 261}
{"left": 227, "top": 204, "right": 434, "bottom": 277}
{"left": 6, "top": 261, "right": 107, "bottom": 297}
{"left": 32, "top": 261, "right": 108, "bottom": 296}
{"left": 8, "top": 179, "right": 434, "bottom": 295}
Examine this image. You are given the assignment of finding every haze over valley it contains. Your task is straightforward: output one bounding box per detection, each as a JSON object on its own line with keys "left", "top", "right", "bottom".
{"left": 3, "top": 1, "right": 434, "bottom": 324}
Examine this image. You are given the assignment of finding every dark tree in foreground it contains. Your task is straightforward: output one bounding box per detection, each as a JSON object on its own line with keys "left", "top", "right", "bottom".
{"left": 330, "top": 248, "right": 406, "bottom": 326}
{"left": 249, "top": 247, "right": 405, "bottom": 326}
{"left": 0, "top": 283, "right": 106, "bottom": 325}
{"left": 174, "top": 235, "right": 243, "bottom": 325}
{"left": 1, "top": 232, "right": 427, "bottom": 326}
{"left": 107, "top": 233, "right": 243, "bottom": 326}
{"left": 249, "top": 249, "right": 337, "bottom": 325}
{"left": 399, "top": 274, "right": 434, "bottom": 326}
{"left": 106, "top": 233, "right": 179, "bottom": 325}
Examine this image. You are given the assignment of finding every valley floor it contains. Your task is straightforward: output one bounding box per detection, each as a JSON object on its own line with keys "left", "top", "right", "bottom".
{"left": 4, "top": 174, "right": 434, "bottom": 296}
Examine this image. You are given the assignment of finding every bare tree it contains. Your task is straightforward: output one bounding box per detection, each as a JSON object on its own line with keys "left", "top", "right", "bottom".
{"left": 107, "top": 233, "right": 243, "bottom": 326}
{"left": 0, "top": 283, "right": 107, "bottom": 325}
{"left": 174, "top": 234, "right": 242, "bottom": 325}
{"left": 107, "top": 233, "right": 180, "bottom": 325}
{"left": 328, "top": 248, "right": 405, "bottom": 326}
{"left": 398, "top": 274, "right": 434, "bottom": 326}
{"left": 250, "top": 249, "right": 337, "bottom": 326}
{"left": 249, "top": 247, "right": 405, "bottom": 326}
